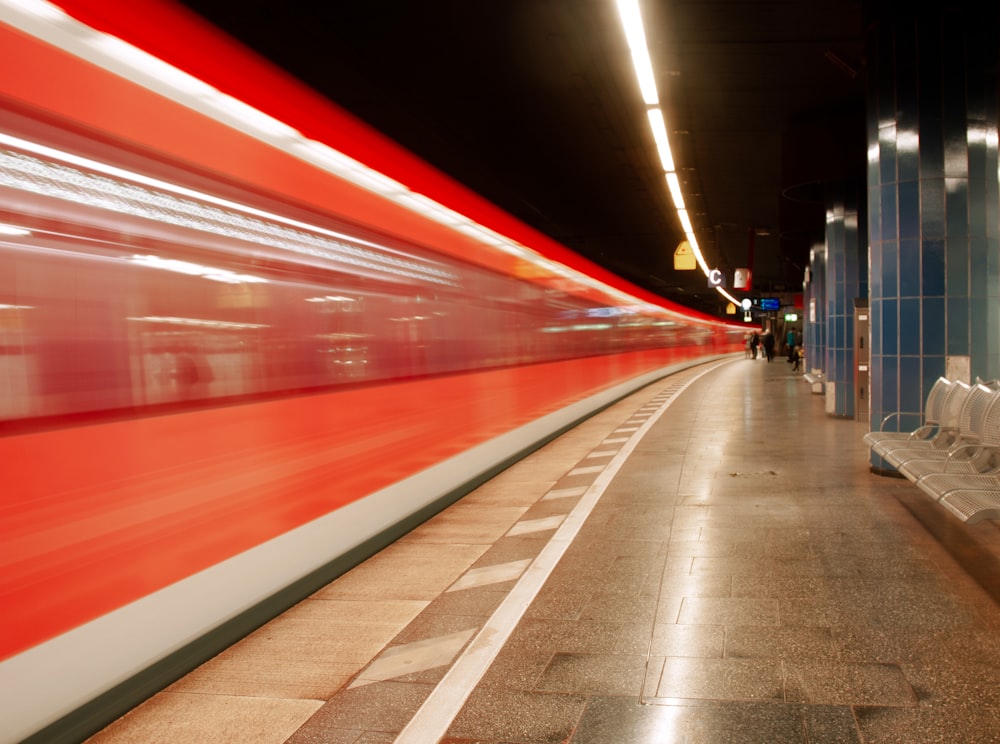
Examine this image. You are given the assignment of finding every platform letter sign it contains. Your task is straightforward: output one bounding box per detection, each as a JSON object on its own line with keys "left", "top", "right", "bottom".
{"left": 708, "top": 268, "right": 724, "bottom": 287}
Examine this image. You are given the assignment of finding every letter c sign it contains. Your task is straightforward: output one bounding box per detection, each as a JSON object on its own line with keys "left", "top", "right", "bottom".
{"left": 708, "top": 268, "right": 724, "bottom": 287}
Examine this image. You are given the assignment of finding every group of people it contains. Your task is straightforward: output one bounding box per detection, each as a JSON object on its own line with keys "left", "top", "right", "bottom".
{"left": 745, "top": 329, "right": 802, "bottom": 370}
{"left": 745, "top": 330, "right": 775, "bottom": 361}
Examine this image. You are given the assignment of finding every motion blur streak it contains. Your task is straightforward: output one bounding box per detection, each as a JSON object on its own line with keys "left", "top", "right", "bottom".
{"left": 0, "top": 2, "right": 743, "bottom": 742}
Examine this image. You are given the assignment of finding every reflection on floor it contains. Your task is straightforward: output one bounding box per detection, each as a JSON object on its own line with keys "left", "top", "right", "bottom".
{"left": 87, "top": 359, "right": 1000, "bottom": 744}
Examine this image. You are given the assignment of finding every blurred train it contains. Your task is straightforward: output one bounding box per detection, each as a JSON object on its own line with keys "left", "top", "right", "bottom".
{"left": 0, "top": 2, "right": 744, "bottom": 742}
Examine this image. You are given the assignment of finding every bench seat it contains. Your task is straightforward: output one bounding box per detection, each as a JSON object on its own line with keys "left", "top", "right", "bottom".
{"left": 864, "top": 377, "right": 1000, "bottom": 523}
{"left": 938, "top": 490, "right": 1000, "bottom": 524}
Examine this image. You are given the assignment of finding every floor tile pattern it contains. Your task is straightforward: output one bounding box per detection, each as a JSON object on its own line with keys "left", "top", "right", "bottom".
{"left": 84, "top": 359, "right": 1000, "bottom": 744}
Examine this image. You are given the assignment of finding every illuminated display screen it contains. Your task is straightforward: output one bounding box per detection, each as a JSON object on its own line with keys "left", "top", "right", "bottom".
{"left": 759, "top": 297, "right": 780, "bottom": 311}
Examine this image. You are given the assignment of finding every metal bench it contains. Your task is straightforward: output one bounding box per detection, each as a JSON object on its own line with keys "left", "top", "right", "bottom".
{"left": 864, "top": 376, "right": 952, "bottom": 459}
{"left": 864, "top": 378, "right": 1000, "bottom": 524}
{"left": 803, "top": 371, "right": 824, "bottom": 394}
{"left": 897, "top": 382, "right": 999, "bottom": 479}
{"left": 913, "top": 390, "right": 1000, "bottom": 523}
{"left": 866, "top": 381, "right": 1000, "bottom": 524}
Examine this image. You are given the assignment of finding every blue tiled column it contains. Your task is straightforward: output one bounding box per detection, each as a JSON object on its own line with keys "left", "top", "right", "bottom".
{"left": 803, "top": 243, "right": 826, "bottom": 377}
{"left": 824, "top": 194, "right": 866, "bottom": 417}
{"left": 866, "top": 6, "right": 1000, "bottom": 470}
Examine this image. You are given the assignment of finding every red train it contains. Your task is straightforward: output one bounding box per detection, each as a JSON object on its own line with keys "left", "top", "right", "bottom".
{"left": 0, "top": 2, "right": 743, "bottom": 741}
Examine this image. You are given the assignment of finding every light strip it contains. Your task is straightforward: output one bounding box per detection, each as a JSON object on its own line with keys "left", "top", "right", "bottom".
{"left": 0, "top": 135, "right": 457, "bottom": 286}
{"left": 615, "top": 0, "right": 740, "bottom": 310}
{"left": 665, "top": 172, "right": 684, "bottom": 210}
{"left": 646, "top": 108, "right": 675, "bottom": 172}
{"left": 127, "top": 315, "right": 268, "bottom": 330}
{"left": 615, "top": 0, "right": 659, "bottom": 104}
{"left": 0, "top": 0, "right": 694, "bottom": 319}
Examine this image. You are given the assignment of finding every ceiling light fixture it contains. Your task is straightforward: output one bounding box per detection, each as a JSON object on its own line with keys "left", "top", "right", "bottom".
{"left": 614, "top": 0, "right": 740, "bottom": 309}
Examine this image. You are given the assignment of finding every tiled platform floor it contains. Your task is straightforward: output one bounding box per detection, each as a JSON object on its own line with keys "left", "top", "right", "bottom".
{"left": 86, "top": 357, "right": 1000, "bottom": 743}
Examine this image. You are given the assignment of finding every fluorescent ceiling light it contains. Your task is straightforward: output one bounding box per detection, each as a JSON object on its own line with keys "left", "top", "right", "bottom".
{"left": 646, "top": 108, "right": 675, "bottom": 172}
{"left": 616, "top": 0, "right": 658, "bottom": 105}
{"left": 616, "top": 0, "right": 736, "bottom": 301}
{"left": 677, "top": 209, "right": 694, "bottom": 235}
{"left": 665, "top": 172, "right": 684, "bottom": 210}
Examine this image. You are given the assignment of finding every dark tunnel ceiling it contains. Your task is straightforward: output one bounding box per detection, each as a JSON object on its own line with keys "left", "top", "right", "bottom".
{"left": 178, "top": 0, "right": 867, "bottom": 316}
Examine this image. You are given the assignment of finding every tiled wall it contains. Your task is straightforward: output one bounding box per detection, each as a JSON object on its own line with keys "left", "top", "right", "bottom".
{"left": 865, "top": 6, "right": 999, "bottom": 455}
{"left": 804, "top": 244, "right": 826, "bottom": 378}
{"left": 824, "top": 196, "right": 866, "bottom": 418}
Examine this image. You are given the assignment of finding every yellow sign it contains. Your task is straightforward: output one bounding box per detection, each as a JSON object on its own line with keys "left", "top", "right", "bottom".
{"left": 673, "top": 240, "right": 696, "bottom": 270}
{"left": 726, "top": 302, "right": 736, "bottom": 315}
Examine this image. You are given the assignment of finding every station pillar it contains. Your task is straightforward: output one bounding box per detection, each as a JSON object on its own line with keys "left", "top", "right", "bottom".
{"left": 823, "top": 190, "right": 866, "bottom": 417}
{"left": 865, "top": 4, "right": 1000, "bottom": 468}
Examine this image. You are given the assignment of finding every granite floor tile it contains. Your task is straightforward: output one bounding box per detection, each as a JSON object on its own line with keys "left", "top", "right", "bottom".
{"left": 654, "top": 656, "right": 785, "bottom": 702}
{"left": 649, "top": 622, "right": 725, "bottom": 657}
{"left": 87, "top": 692, "right": 322, "bottom": 744}
{"left": 507, "top": 617, "right": 624, "bottom": 655}
{"left": 314, "top": 542, "right": 490, "bottom": 601}
{"left": 211, "top": 616, "right": 409, "bottom": 665}
{"left": 459, "top": 479, "right": 555, "bottom": 507}
{"left": 350, "top": 628, "right": 476, "bottom": 688}
{"left": 677, "top": 596, "right": 780, "bottom": 626}
{"left": 658, "top": 573, "right": 734, "bottom": 598}
{"left": 447, "top": 558, "right": 532, "bottom": 592}
{"left": 898, "top": 662, "right": 1000, "bottom": 707}
{"left": 522, "top": 587, "right": 591, "bottom": 620}
{"left": 168, "top": 655, "right": 360, "bottom": 699}
{"left": 580, "top": 590, "right": 658, "bottom": 624}
{"left": 534, "top": 652, "right": 648, "bottom": 695}
{"left": 803, "top": 705, "right": 863, "bottom": 744}
{"left": 445, "top": 687, "right": 588, "bottom": 744}
{"left": 425, "top": 586, "right": 510, "bottom": 617}
{"left": 663, "top": 539, "right": 747, "bottom": 557}
{"left": 731, "top": 575, "right": 832, "bottom": 599}
{"left": 282, "top": 726, "right": 365, "bottom": 744}
{"left": 352, "top": 733, "right": 396, "bottom": 744}
{"left": 507, "top": 514, "right": 566, "bottom": 536}
{"left": 833, "top": 626, "right": 1000, "bottom": 666}
{"left": 289, "top": 680, "right": 432, "bottom": 736}
{"left": 654, "top": 595, "right": 684, "bottom": 624}
{"left": 613, "top": 620, "right": 655, "bottom": 654}
{"left": 724, "top": 625, "right": 837, "bottom": 660}
{"left": 854, "top": 704, "right": 1000, "bottom": 744}
{"left": 572, "top": 697, "right": 816, "bottom": 744}
{"left": 689, "top": 555, "right": 774, "bottom": 576}
{"left": 295, "top": 597, "right": 429, "bottom": 626}
{"left": 404, "top": 503, "right": 531, "bottom": 543}
{"left": 477, "top": 644, "right": 553, "bottom": 690}
{"left": 777, "top": 597, "right": 859, "bottom": 627}
{"left": 389, "top": 609, "right": 485, "bottom": 645}
{"left": 470, "top": 535, "right": 549, "bottom": 566}
{"left": 783, "top": 661, "right": 917, "bottom": 706}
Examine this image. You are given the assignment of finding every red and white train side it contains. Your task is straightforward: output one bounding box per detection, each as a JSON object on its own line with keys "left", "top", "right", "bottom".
{"left": 0, "top": 2, "right": 743, "bottom": 741}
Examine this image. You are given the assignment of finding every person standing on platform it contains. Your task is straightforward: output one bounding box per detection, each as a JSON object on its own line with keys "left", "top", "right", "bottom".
{"left": 750, "top": 331, "right": 760, "bottom": 359}
{"left": 762, "top": 330, "right": 775, "bottom": 362}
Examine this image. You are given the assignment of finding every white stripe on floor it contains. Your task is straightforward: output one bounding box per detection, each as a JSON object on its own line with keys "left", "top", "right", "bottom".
{"left": 392, "top": 360, "right": 727, "bottom": 744}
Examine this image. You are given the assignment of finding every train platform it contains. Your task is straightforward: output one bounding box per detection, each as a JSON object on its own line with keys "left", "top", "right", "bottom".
{"left": 83, "top": 357, "right": 1000, "bottom": 744}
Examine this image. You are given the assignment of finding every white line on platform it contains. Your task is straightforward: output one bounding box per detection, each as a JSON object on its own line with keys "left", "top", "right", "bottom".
{"left": 392, "top": 361, "right": 727, "bottom": 744}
